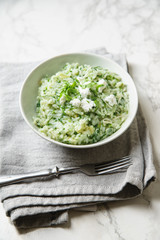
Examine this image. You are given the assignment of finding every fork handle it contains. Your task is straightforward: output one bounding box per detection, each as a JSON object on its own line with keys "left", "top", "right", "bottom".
{"left": 0, "top": 167, "right": 59, "bottom": 186}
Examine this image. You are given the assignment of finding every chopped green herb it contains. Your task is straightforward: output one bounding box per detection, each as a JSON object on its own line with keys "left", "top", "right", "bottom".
{"left": 34, "top": 63, "right": 129, "bottom": 145}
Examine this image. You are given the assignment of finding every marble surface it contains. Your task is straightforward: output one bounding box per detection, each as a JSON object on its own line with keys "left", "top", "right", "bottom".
{"left": 0, "top": 0, "right": 160, "bottom": 239}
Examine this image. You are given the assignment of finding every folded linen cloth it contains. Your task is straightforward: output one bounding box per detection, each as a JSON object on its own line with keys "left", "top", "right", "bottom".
{"left": 0, "top": 48, "right": 156, "bottom": 228}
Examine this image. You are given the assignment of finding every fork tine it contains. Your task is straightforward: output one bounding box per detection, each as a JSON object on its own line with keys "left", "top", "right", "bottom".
{"left": 97, "top": 167, "right": 129, "bottom": 175}
{"left": 95, "top": 156, "right": 131, "bottom": 169}
{"left": 95, "top": 156, "right": 130, "bottom": 168}
{"left": 96, "top": 160, "right": 131, "bottom": 172}
{"left": 97, "top": 163, "right": 132, "bottom": 175}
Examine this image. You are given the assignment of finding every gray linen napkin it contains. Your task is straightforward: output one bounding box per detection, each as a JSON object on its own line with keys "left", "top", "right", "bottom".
{"left": 0, "top": 49, "right": 156, "bottom": 228}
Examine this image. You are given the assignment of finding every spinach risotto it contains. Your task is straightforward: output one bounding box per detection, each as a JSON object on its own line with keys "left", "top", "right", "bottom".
{"left": 34, "top": 63, "right": 129, "bottom": 145}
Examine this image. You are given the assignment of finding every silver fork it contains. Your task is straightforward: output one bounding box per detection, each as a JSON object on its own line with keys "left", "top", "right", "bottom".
{"left": 0, "top": 156, "right": 131, "bottom": 186}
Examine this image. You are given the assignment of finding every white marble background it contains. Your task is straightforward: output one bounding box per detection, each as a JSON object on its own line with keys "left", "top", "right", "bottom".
{"left": 0, "top": 0, "right": 160, "bottom": 239}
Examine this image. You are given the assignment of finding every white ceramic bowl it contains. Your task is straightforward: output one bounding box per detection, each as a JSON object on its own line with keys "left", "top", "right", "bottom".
{"left": 20, "top": 53, "right": 138, "bottom": 148}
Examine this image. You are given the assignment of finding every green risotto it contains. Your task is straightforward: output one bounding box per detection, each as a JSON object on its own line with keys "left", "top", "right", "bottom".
{"left": 34, "top": 63, "right": 129, "bottom": 145}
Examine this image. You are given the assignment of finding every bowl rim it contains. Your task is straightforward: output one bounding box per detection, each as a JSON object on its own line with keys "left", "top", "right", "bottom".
{"left": 19, "top": 52, "right": 138, "bottom": 149}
